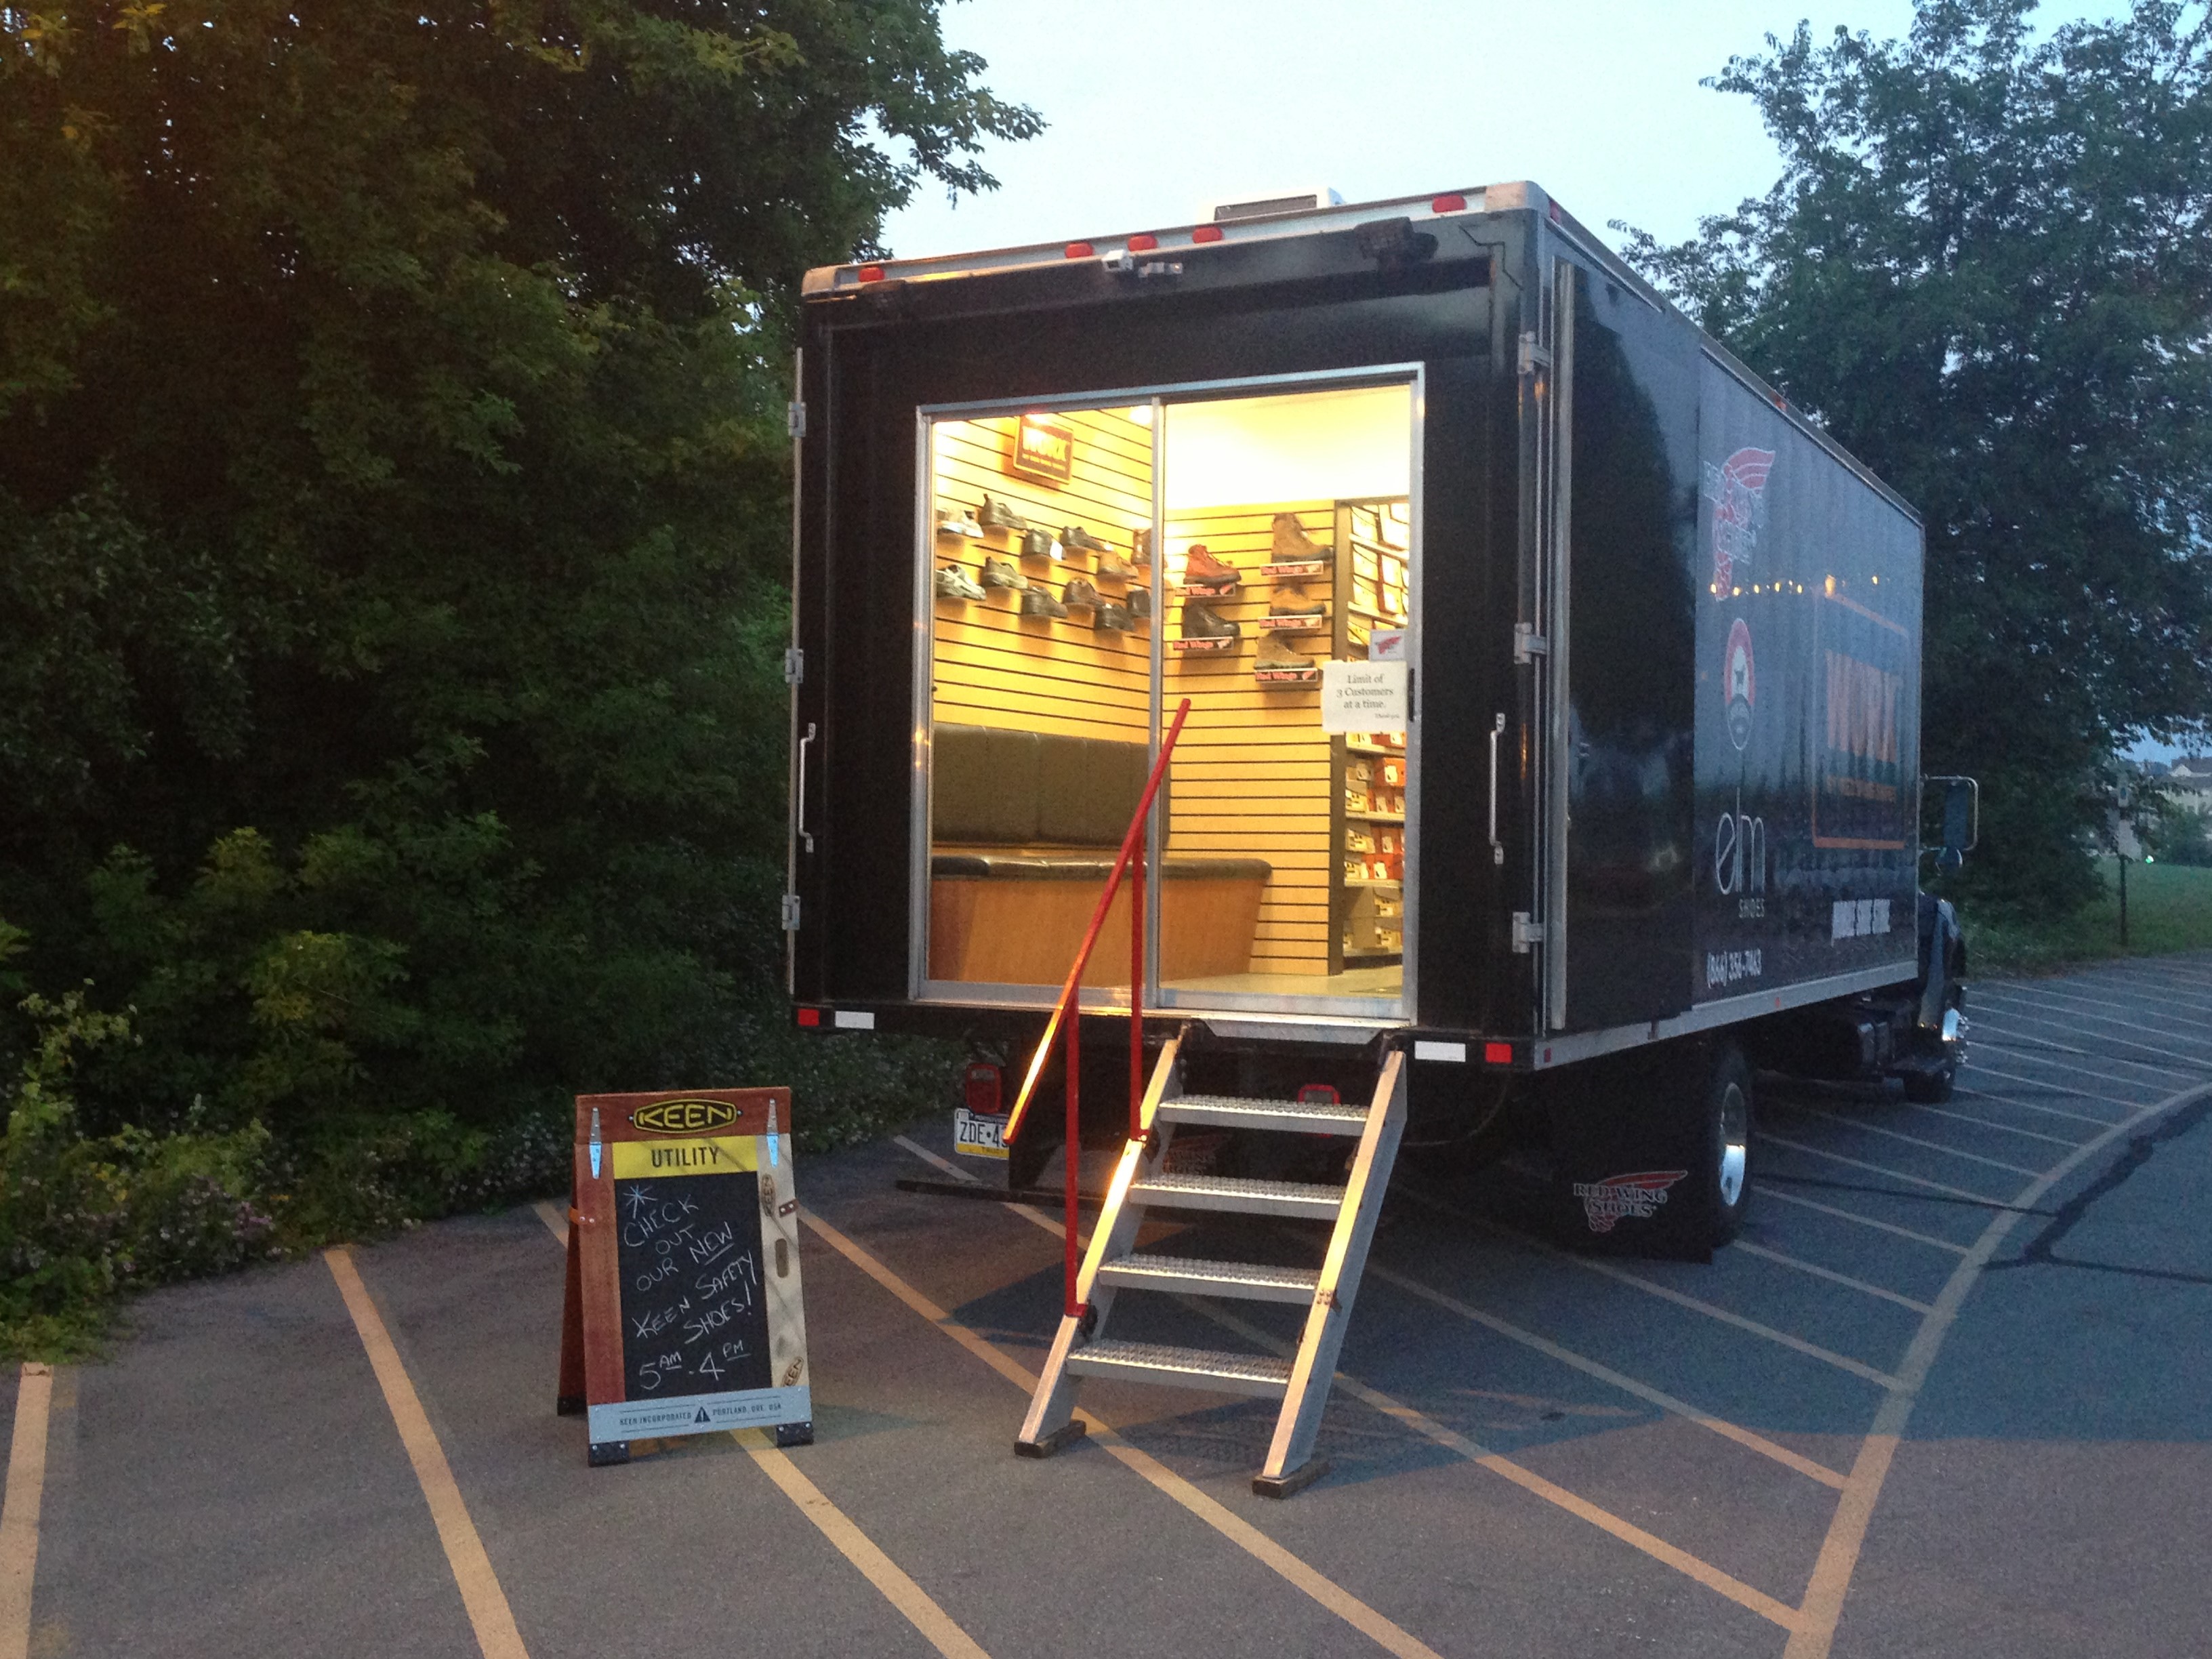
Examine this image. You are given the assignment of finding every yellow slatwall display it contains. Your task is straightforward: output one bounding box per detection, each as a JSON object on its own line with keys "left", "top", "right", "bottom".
{"left": 1163, "top": 503, "right": 1337, "bottom": 977}
{"left": 928, "top": 410, "right": 1154, "bottom": 743}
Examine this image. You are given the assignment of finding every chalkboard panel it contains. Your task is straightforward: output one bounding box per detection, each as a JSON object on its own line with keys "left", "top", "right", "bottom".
{"left": 561, "top": 1088, "right": 811, "bottom": 1465}
{"left": 615, "top": 1172, "right": 773, "bottom": 1399}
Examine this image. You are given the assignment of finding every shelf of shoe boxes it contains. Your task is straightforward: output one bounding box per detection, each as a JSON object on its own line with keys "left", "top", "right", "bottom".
{"left": 927, "top": 413, "right": 1325, "bottom": 983}
{"left": 1338, "top": 501, "right": 1410, "bottom": 967}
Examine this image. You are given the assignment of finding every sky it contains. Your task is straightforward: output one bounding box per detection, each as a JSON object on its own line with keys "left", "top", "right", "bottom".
{"left": 882, "top": 0, "right": 2188, "bottom": 760}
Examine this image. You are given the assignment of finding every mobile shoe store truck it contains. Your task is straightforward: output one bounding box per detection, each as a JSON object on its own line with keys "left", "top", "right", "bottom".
{"left": 783, "top": 181, "right": 1971, "bottom": 1494}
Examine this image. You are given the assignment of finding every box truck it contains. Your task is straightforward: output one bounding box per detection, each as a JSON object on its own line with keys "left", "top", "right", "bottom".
{"left": 784, "top": 181, "right": 1970, "bottom": 1492}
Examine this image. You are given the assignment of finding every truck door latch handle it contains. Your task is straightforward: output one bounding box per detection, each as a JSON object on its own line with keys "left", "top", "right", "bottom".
{"left": 796, "top": 722, "right": 817, "bottom": 854}
{"left": 1487, "top": 713, "right": 1507, "bottom": 866}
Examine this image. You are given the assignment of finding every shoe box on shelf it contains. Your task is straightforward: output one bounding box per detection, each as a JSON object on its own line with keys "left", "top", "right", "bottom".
{"left": 1340, "top": 727, "right": 1407, "bottom": 964}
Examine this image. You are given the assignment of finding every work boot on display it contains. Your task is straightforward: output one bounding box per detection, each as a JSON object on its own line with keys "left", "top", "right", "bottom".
{"left": 979, "top": 556, "right": 1027, "bottom": 590}
{"left": 1094, "top": 548, "right": 1133, "bottom": 581}
{"left": 1181, "top": 599, "right": 1239, "bottom": 640}
{"left": 1128, "top": 586, "right": 1152, "bottom": 619}
{"left": 1092, "top": 601, "right": 1133, "bottom": 632}
{"left": 935, "top": 565, "right": 985, "bottom": 600}
{"left": 1269, "top": 581, "right": 1326, "bottom": 617}
{"left": 1021, "top": 527, "right": 1061, "bottom": 561}
{"left": 1256, "top": 633, "right": 1317, "bottom": 672}
{"left": 1271, "top": 512, "right": 1330, "bottom": 562}
{"left": 1183, "top": 545, "right": 1240, "bottom": 588}
{"left": 1062, "top": 576, "right": 1101, "bottom": 610}
{"left": 937, "top": 506, "right": 984, "bottom": 538}
{"left": 979, "top": 495, "right": 1028, "bottom": 533}
{"left": 1063, "top": 526, "right": 1111, "bottom": 555}
{"left": 1020, "top": 584, "right": 1069, "bottom": 619}
{"left": 1133, "top": 527, "right": 1153, "bottom": 565}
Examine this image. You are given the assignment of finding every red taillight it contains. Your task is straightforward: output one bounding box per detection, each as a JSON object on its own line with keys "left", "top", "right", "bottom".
{"left": 1432, "top": 193, "right": 1468, "bottom": 213}
{"left": 855, "top": 264, "right": 886, "bottom": 283}
{"left": 796, "top": 1006, "right": 822, "bottom": 1027}
{"left": 1127, "top": 232, "right": 1158, "bottom": 252}
{"left": 1192, "top": 225, "right": 1223, "bottom": 243}
{"left": 1483, "top": 1041, "right": 1513, "bottom": 1065}
{"left": 1065, "top": 241, "right": 1094, "bottom": 258}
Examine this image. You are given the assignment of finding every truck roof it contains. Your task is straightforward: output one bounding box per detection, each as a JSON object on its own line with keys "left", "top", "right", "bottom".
{"left": 804, "top": 179, "right": 1919, "bottom": 525}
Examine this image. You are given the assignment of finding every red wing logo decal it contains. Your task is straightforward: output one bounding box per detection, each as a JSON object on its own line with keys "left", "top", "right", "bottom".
{"left": 1570, "top": 1170, "right": 1689, "bottom": 1233}
{"left": 1703, "top": 447, "right": 1776, "bottom": 594}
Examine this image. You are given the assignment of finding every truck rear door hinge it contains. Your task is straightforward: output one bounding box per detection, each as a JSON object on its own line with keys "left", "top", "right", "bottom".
{"left": 787, "top": 400, "right": 806, "bottom": 439}
{"left": 1513, "top": 623, "right": 1549, "bottom": 662}
{"left": 781, "top": 893, "right": 802, "bottom": 932}
{"left": 1511, "top": 912, "right": 1545, "bottom": 953}
{"left": 783, "top": 646, "right": 804, "bottom": 686}
{"left": 1517, "top": 333, "right": 1553, "bottom": 376}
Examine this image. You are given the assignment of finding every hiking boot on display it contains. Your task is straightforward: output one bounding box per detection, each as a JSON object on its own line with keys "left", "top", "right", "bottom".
{"left": 1021, "top": 527, "right": 1061, "bottom": 561}
{"left": 1095, "top": 548, "right": 1133, "bottom": 581}
{"left": 937, "top": 506, "right": 985, "bottom": 538}
{"left": 1063, "top": 525, "right": 1111, "bottom": 555}
{"left": 1092, "top": 601, "right": 1133, "bottom": 632}
{"left": 1128, "top": 586, "right": 1152, "bottom": 619}
{"left": 979, "top": 495, "right": 1028, "bottom": 533}
{"left": 1271, "top": 512, "right": 1330, "bottom": 562}
{"left": 1256, "top": 634, "right": 1318, "bottom": 676}
{"left": 1269, "top": 581, "right": 1326, "bottom": 617}
{"left": 935, "top": 565, "right": 985, "bottom": 600}
{"left": 1181, "top": 599, "right": 1239, "bottom": 641}
{"left": 1020, "top": 584, "right": 1069, "bottom": 619}
{"left": 979, "top": 556, "right": 1027, "bottom": 590}
{"left": 1062, "top": 576, "right": 1101, "bottom": 610}
{"left": 1183, "top": 545, "right": 1240, "bottom": 589}
{"left": 1133, "top": 527, "right": 1153, "bottom": 565}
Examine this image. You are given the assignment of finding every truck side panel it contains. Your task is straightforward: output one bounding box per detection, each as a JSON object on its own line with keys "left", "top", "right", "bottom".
{"left": 1692, "top": 355, "right": 1923, "bottom": 1003}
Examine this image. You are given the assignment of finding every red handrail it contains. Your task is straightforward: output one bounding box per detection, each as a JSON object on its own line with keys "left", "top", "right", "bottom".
{"left": 1001, "top": 697, "right": 1191, "bottom": 1317}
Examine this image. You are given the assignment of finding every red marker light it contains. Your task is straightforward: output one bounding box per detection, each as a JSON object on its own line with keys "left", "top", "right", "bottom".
{"left": 1432, "top": 194, "right": 1468, "bottom": 213}
{"left": 796, "top": 1006, "right": 822, "bottom": 1027}
{"left": 855, "top": 264, "right": 886, "bottom": 283}
{"left": 1065, "top": 241, "right": 1094, "bottom": 258}
{"left": 1483, "top": 1041, "right": 1513, "bottom": 1065}
{"left": 1128, "top": 232, "right": 1158, "bottom": 252}
{"left": 1191, "top": 225, "right": 1223, "bottom": 243}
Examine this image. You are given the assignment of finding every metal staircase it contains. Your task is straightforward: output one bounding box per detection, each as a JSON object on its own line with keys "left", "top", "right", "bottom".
{"left": 1015, "top": 1029, "right": 1407, "bottom": 1497}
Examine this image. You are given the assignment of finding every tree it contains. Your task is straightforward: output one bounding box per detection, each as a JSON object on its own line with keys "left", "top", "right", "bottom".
{"left": 0, "top": 5, "right": 1035, "bottom": 1162}
{"left": 1620, "top": 0, "right": 2212, "bottom": 914}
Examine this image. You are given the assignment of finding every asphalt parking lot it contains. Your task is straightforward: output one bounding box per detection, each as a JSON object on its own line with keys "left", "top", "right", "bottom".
{"left": 5, "top": 951, "right": 2211, "bottom": 1658}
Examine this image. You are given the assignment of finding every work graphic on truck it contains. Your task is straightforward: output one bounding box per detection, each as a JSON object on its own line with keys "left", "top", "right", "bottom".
{"left": 1693, "top": 365, "right": 1919, "bottom": 998}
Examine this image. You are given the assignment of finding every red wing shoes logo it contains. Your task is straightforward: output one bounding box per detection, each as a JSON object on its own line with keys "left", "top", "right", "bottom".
{"left": 1703, "top": 447, "right": 1776, "bottom": 595}
{"left": 1570, "top": 1170, "right": 1689, "bottom": 1233}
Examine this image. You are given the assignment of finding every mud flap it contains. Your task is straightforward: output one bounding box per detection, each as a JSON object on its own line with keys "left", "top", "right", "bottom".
{"left": 1542, "top": 1044, "right": 1717, "bottom": 1262}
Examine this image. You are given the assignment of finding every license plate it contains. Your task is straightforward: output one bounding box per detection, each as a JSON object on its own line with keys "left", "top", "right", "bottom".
{"left": 952, "top": 1107, "right": 1010, "bottom": 1160}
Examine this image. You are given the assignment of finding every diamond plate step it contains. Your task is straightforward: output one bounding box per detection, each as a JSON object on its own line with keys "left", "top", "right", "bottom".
{"left": 1126, "top": 1171, "right": 1345, "bottom": 1219}
{"left": 1097, "top": 1252, "right": 1321, "bottom": 1304}
{"left": 1064, "top": 1339, "right": 1292, "bottom": 1398}
{"left": 1158, "top": 1094, "right": 1370, "bottom": 1135}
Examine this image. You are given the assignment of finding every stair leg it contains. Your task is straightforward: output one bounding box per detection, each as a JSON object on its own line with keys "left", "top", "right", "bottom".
{"left": 1254, "top": 1049, "right": 1407, "bottom": 1497}
{"left": 1015, "top": 1031, "right": 1186, "bottom": 1456}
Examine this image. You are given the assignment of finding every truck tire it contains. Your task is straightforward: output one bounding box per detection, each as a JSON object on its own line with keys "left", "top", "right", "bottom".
{"left": 1901, "top": 1060, "right": 1957, "bottom": 1105}
{"left": 1700, "top": 1043, "right": 1755, "bottom": 1246}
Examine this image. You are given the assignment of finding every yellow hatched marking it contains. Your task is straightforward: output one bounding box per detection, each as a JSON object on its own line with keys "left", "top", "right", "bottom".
{"left": 0, "top": 1364, "right": 54, "bottom": 1659}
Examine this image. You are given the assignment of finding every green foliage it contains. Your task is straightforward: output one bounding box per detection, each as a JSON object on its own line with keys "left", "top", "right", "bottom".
{"left": 2145, "top": 800, "right": 2212, "bottom": 865}
{"left": 1961, "top": 857, "right": 2212, "bottom": 970}
{"left": 1620, "top": 1, "right": 2212, "bottom": 913}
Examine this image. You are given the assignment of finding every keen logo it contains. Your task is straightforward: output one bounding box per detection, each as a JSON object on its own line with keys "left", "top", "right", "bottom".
{"left": 1570, "top": 1170, "right": 1687, "bottom": 1233}
{"left": 630, "top": 1098, "right": 739, "bottom": 1134}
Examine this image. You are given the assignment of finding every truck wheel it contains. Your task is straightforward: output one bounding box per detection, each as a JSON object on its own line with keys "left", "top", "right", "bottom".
{"left": 1701, "top": 1043, "right": 1754, "bottom": 1246}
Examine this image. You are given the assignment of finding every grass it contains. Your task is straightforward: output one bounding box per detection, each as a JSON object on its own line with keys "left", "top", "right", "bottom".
{"left": 1960, "top": 858, "right": 2212, "bottom": 977}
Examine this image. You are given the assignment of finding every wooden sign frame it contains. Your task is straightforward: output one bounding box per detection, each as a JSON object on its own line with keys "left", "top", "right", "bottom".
{"left": 557, "top": 1086, "right": 811, "bottom": 1466}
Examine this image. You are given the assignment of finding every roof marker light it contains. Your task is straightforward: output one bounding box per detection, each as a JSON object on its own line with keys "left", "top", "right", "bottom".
{"left": 1191, "top": 225, "right": 1223, "bottom": 243}
{"left": 1065, "top": 241, "right": 1094, "bottom": 258}
{"left": 1432, "top": 194, "right": 1468, "bottom": 213}
{"left": 1128, "top": 232, "right": 1159, "bottom": 252}
{"left": 856, "top": 264, "right": 886, "bottom": 283}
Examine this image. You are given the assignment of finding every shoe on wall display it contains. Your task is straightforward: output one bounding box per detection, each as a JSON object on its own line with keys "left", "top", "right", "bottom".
{"left": 1021, "top": 527, "right": 1061, "bottom": 561}
{"left": 1019, "top": 584, "right": 1069, "bottom": 619}
{"left": 1092, "top": 601, "right": 1133, "bottom": 633}
{"left": 1183, "top": 545, "right": 1240, "bottom": 590}
{"left": 935, "top": 565, "right": 985, "bottom": 600}
{"left": 1268, "top": 581, "right": 1327, "bottom": 617}
{"left": 1063, "top": 525, "right": 1111, "bottom": 555}
{"left": 937, "top": 506, "right": 985, "bottom": 537}
{"left": 1172, "top": 598, "right": 1239, "bottom": 653}
{"left": 1095, "top": 549, "right": 1133, "bottom": 581}
{"left": 979, "top": 495, "right": 1028, "bottom": 533}
{"left": 979, "top": 556, "right": 1027, "bottom": 590}
{"left": 1255, "top": 632, "right": 1321, "bottom": 683}
{"left": 1061, "top": 576, "right": 1101, "bottom": 610}
{"left": 1127, "top": 586, "right": 1152, "bottom": 619}
{"left": 1132, "top": 527, "right": 1153, "bottom": 565}
{"left": 1271, "top": 512, "right": 1330, "bottom": 563}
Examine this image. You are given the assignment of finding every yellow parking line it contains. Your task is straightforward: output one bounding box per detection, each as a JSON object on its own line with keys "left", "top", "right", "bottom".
{"left": 798, "top": 1206, "right": 1446, "bottom": 1659}
{"left": 530, "top": 1196, "right": 992, "bottom": 1656}
{"left": 735, "top": 1430, "right": 991, "bottom": 1659}
{"left": 326, "top": 1249, "right": 531, "bottom": 1659}
{"left": 0, "top": 1364, "right": 54, "bottom": 1659}
{"left": 1730, "top": 1241, "right": 1935, "bottom": 1315}
{"left": 1752, "top": 1183, "right": 1971, "bottom": 1254}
